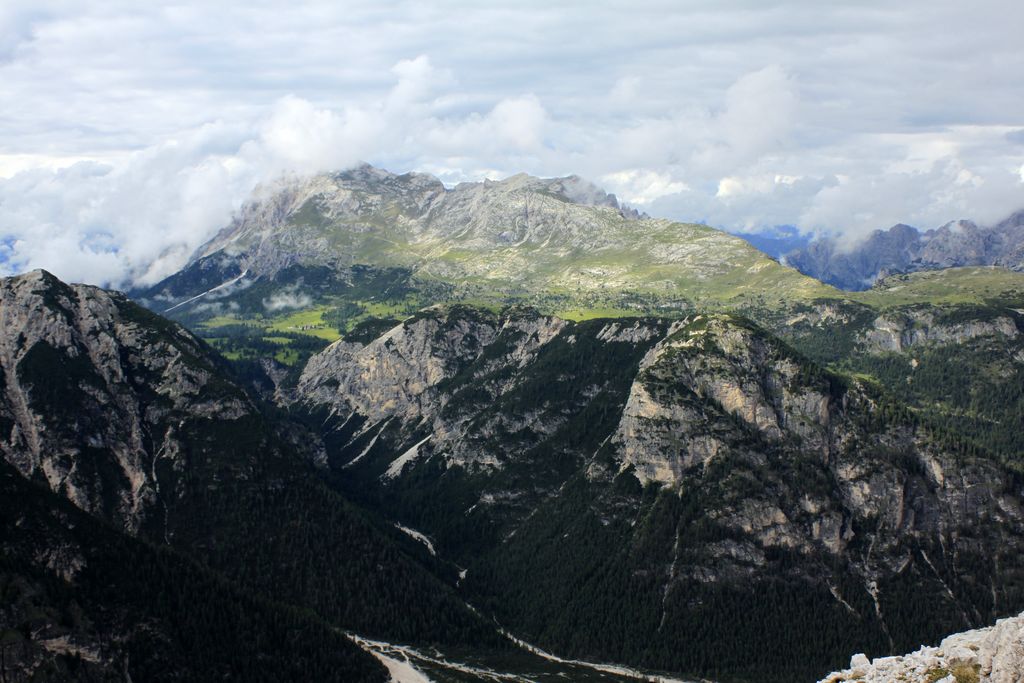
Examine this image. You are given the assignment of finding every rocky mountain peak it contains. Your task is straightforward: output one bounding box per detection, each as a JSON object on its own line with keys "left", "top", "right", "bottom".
{"left": 787, "top": 209, "right": 1024, "bottom": 289}
{"left": 0, "top": 270, "right": 254, "bottom": 535}
{"left": 185, "top": 164, "right": 653, "bottom": 281}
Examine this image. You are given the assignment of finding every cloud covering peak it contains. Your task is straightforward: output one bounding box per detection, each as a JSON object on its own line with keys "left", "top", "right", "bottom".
{"left": 0, "top": 1, "right": 1022, "bottom": 286}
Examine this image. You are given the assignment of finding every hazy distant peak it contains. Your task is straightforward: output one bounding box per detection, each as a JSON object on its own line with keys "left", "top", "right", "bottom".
{"left": 786, "top": 209, "right": 1024, "bottom": 290}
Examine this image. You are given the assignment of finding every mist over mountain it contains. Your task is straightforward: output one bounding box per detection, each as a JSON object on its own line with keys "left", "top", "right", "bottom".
{"left": 2, "top": 3, "right": 1024, "bottom": 289}
{"left": 786, "top": 210, "right": 1024, "bottom": 290}
{"left": 730, "top": 225, "right": 812, "bottom": 259}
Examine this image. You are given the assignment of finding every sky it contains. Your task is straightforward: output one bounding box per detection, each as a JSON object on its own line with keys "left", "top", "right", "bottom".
{"left": 1, "top": 0, "right": 1023, "bottom": 287}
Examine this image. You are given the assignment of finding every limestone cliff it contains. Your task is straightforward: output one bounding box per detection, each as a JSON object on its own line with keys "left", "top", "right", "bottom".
{"left": 295, "top": 304, "right": 1024, "bottom": 681}
{"left": 820, "top": 612, "right": 1024, "bottom": 683}
{"left": 0, "top": 269, "right": 256, "bottom": 534}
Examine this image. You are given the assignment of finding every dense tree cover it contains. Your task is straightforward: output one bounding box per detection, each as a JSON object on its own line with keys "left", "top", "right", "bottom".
{"left": 327, "top": 317, "right": 667, "bottom": 558}
{"left": 767, "top": 301, "right": 1024, "bottom": 466}
{"left": 838, "top": 339, "right": 1024, "bottom": 463}
{"left": 474, "top": 473, "right": 1020, "bottom": 683}
{"left": 0, "top": 461, "right": 386, "bottom": 682}
{"left": 6, "top": 290, "right": 508, "bottom": 672}
{"left": 314, "top": 309, "right": 1024, "bottom": 683}
{"left": 53, "top": 273, "right": 1020, "bottom": 683}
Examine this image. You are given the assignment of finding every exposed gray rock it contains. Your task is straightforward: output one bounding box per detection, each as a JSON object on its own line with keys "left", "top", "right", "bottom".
{"left": 819, "top": 611, "right": 1024, "bottom": 682}
{"left": 861, "top": 310, "right": 1019, "bottom": 353}
{"left": 612, "top": 315, "right": 833, "bottom": 486}
{"left": 0, "top": 269, "right": 256, "bottom": 534}
{"left": 297, "top": 306, "right": 571, "bottom": 471}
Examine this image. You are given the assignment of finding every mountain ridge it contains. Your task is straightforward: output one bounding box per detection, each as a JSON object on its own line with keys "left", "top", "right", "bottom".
{"left": 137, "top": 164, "right": 834, "bottom": 323}
{"left": 786, "top": 210, "right": 1024, "bottom": 290}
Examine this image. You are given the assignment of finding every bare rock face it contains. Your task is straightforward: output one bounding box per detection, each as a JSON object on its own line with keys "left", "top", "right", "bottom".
{"left": 197, "top": 166, "right": 641, "bottom": 279}
{"left": 297, "top": 305, "right": 571, "bottom": 471}
{"left": 0, "top": 269, "right": 255, "bottom": 534}
{"left": 286, "top": 303, "right": 1024, "bottom": 682}
{"left": 300, "top": 307, "right": 503, "bottom": 423}
{"left": 819, "top": 611, "right": 1024, "bottom": 682}
{"left": 195, "top": 166, "right": 448, "bottom": 277}
{"left": 612, "top": 315, "right": 835, "bottom": 486}
{"left": 862, "top": 309, "right": 1019, "bottom": 353}
{"left": 162, "top": 164, "right": 797, "bottom": 309}
{"left": 299, "top": 306, "right": 1024, "bottom": 574}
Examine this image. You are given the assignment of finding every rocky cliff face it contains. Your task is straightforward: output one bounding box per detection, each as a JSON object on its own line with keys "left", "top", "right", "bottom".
{"left": 196, "top": 166, "right": 641, "bottom": 278}
{"left": 0, "top": 269, "right": 255, "bottom": 535}
{"left": 298, "top": 306, "right": 578, "bottom": 473}
{"left": 820, "top": 611, "right": 1024, "bottom": 683}
{"left": 860, "top": 309, "right": 1020, "bottom": 353}
{"left": 612, "top": 315, "right": 836, "bottom": 485}
{"left": 786, "top": 223, "right": 922, "bottom": 290}
{"left": 0, "top": 270, "right": 505, "bottom": 675}
{"left": 295, "top": 304, "right": 1024, "bottom": 682}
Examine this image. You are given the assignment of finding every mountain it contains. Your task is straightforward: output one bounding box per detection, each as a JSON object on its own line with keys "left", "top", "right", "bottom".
{"left": 785, "top": 223, "right": 922, "bottom": 290}
{"left": 818, "top": 611, "right": 1024, "bottom": 682}
{"left": 0, "top": 269, "right": 515, "bottom": 679}
{"left": 0, "top": 268, "right": 716, "bottom": 683}
{"left": 136, "top": 164, "right": 834, "bottom": 325}
{"left": 290, "top": 303, "right": 1024, "bottom": 682}
{"left": 786, "top": 211, "right": 1024, "bottom": 290}
{"left": 0, "top": 459, "right": 386, "bottom": 682}
{"left": 10, "top": 165, "right": 1024, "bottom": 683}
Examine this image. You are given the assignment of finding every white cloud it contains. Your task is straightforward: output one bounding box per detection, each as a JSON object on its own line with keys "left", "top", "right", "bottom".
{"left": 713, "top": 65, "right": 797, "bottom": 168}
{"left": 0, "top": 1, "right": 1022, "bottom": 284}
{"left": 602, "top": 170, "right": 689, "bottom": 205}
{"left": 263, "top": 289, "right": 313, "bottom": 312}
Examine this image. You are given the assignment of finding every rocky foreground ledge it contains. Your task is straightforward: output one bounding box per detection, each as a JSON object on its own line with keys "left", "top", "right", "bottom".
{"left": 819, "top": 612, "right": 1024, "bottom": 682}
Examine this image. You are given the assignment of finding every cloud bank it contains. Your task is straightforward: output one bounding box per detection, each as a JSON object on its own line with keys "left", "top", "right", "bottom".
{"left": 0, "top": 1, "right": 1022, "bottom": 286}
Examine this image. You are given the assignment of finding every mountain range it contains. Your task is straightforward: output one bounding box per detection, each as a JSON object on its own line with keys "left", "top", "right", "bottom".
{"left": 784, "top": 211, "right": 1024, "bottom": 290}
{"left": 5, "top": 166, "right": 1024, "bottom": 682}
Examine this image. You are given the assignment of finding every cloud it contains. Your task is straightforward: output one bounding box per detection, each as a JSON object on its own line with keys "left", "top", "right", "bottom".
{"left": 263, "top": 289, "right": 312, "bottom": 312}
{"left": 712, "top": 65, "right": 798, "bottom": 168}
{"left": 0, "top": 58, "right": 558, "bottom": 287}
{"left": 601, "top": 170, "right": 690, "bottom": 205}
{"left": 0, "top": 1, "right": 1022, "bottom": 284}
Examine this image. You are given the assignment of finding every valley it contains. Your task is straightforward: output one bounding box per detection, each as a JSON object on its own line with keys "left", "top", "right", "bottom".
{"left": 3, "top": 168, "right": 1024, "bottom": 682}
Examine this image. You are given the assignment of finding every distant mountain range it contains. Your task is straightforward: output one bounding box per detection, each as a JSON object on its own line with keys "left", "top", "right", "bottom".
{"left": 785, "top": 211, "right": 1024, "bottom": 290}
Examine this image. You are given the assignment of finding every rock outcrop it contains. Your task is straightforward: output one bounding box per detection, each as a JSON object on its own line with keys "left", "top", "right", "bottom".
{"left": 139, "top": 164, "right": 830, "bottom": 315}
{"left": 861, "top": 310, "right": 1020, "bottom": 353}
{"left": 0, "top": 269, "right": 256, "bottom": 534}
{"left": 295, "top": 304, "right": 1024, "bottom": 682}
{"left": 0, "top": 270, "right": 506, "bottom": 679}
{"left": 820, "top": 612, "right": 1024, "bottom": 682}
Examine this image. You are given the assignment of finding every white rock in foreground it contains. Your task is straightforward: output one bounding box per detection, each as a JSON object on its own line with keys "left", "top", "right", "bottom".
{"left": 818, "top": 612, "right": 1024, "bottom": 682}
